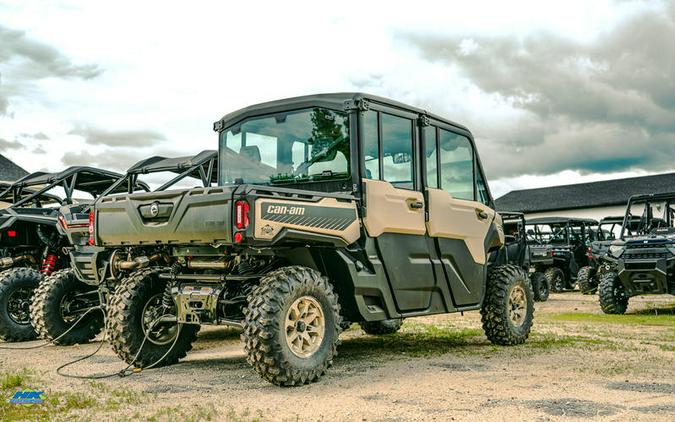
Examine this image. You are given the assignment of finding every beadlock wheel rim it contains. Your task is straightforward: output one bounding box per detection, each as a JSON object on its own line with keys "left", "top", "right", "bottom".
{"left": 508, "top": 286, "right": 527, "bottom": 327}
{"left": 141, "top": 293, "right": 178, "bottom": 346}
{"left": 7, "top": 288, "right": 32, "bottom": 325}
{"left": 285, "top": 296, "right": 325, "bottom": 358}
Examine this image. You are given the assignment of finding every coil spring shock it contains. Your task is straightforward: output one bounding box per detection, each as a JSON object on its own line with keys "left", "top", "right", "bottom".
{"left": 40, "top": 252, "right": 58, "bottom": 276}
{"left": 162, "top": 262, "right": 182, "bottom": 309}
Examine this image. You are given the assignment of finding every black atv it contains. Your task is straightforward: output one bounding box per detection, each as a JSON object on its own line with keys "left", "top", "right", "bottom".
{"left": 494, "top": 212, "right": 550, "bottom": 301}
{"left": 30, "top": 151, "right": 218, "bottom": 345}
{"left": 525, "top": 217, "right": 599, "bottom": 293}
{"left": 0, "top": 167, "right": 145, "bottom": 342}
{"left": 599, "top": 193, "right": 675, "bottom": 314}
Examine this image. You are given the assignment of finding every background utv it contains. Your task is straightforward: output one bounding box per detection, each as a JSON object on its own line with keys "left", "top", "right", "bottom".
{"left": 85, "top": 93, "right": 534, "bottom": 386}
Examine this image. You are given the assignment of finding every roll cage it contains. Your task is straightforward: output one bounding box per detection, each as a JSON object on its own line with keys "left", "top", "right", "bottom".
{"left": 621, "top": 192, "right": 675, "bottom": 239}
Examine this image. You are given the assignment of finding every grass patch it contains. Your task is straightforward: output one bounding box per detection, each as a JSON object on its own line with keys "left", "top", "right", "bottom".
{"left": 340, "top": 322, "right": 484, "bottom": 359}
{"left": 0, "top": 369, "right": 33, "bottom": 391}
{"left": 544, "top": 312, "right": 675, "bottom": 326}
{"left": 138, "top": 403, "right": 257, "bottom": 422}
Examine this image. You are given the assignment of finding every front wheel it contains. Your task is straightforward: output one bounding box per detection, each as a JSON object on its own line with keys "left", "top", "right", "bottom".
{"left": 242, "top": 266, "right": 341, "bottom": 386}
{"left": 530, "top": 272, "right": 549, "bottom": 302}
{"left": 545, "top": 267, "right": 566, "bottom": 293}
{"left": 0, "top": 268, "right": 41, "bottom": 342}
{"left": 577, "top": 266, "right": 597, "bottom": 295}
{"left": 106, "top": 268, "right": 199, "bottom": 368}
{"left": 481, "top": 265, "right": 534, "bottom": 346}
{"left": 30, "top": 270, "right": 103, "bottom": 345}
{"left": 598, "top": 272, "right": 629, "bottom": 314}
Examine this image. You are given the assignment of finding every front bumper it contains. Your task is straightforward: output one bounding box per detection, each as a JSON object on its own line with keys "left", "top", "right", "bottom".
{"left": 616, "top": 255, "right": 673, "bottom": 295}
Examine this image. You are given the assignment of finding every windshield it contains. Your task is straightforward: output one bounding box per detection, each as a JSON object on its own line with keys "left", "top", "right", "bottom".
{"left": 623, "top": 198, "right": 675, "bottom": 237}
{"left": 218, "top": 108, "right": 350, "bottom": 185}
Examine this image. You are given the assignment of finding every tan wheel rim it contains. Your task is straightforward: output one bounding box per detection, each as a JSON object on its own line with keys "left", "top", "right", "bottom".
{"left": 285, "top": 296, "right": 325, "bottom": 358}
{"left": 508, "top": 286, "right": 527, "bottom": 327}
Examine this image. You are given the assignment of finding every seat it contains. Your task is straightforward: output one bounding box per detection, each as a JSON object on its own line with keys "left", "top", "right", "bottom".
{"left": 240, "top": 145, "right": 261, "bottom": 163}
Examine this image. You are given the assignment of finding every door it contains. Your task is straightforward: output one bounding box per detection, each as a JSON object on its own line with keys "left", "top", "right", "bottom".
{"left": 361, "top": 109, "right": 436, "bottom": 312}
{"left": 423, "top": 126, "right": 498, "bottom": 306}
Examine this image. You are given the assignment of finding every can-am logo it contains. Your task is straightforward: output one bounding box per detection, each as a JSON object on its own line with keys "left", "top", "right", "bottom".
{"left": 265, "top": 205, "right": 306, "bottom": 216}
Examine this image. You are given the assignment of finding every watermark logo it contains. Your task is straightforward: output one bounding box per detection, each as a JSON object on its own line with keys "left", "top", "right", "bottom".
{"left": 9, "top": 389, "right": 45, "bottom": 406}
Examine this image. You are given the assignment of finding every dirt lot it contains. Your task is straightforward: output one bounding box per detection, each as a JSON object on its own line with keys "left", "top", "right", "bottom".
{"left": 1, "top": 292, "right": 674, "bottom": 421}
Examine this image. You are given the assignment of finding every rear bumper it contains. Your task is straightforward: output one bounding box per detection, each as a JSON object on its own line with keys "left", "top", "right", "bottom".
{"left": 616, "top": 256, "right": 673, "bottom": 295}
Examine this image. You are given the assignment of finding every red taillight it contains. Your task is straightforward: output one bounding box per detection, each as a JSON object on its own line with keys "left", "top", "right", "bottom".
{"left": 7, "top": 230, "right": 16, "bottom": 238}
{"left": 550, "top": 250, "right": 554, "bottom": 257}
{"left": 88, "top": 210, "right": 95, "bottom": 246}
{"left": 587, "top": 247, "right": 592, "bottom": 258}
{"left": 235, "top": 200, "right": 250, "bottom": 230}
{"left": 234, "top": 232, "right": 243, "bottom": 243}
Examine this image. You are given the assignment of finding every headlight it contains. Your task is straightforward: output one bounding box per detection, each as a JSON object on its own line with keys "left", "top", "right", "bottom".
{"left": 609, "top": 245, "right": 624, "bottom": 258}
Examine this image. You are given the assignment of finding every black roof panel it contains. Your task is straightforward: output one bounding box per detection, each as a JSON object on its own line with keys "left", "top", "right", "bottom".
{"left": 496, "top": 173, "right": 675, "bottom": 213}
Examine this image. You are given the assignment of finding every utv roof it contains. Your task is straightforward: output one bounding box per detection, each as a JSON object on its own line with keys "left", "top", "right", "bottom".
{"left": 500, "top": 211, "right": 524, "bottom": 220}
{"left": 599, "top": 216, "right": 626, "bottom": 224}
{"left": 213, "top": 92, "right": 470, "bottom": 134}
{"left": 12, "top": 166, "right": 126, "bottom": 196}
{"left": 526, "top": 217, "right": 599, "bottom": 225}
{"left": 125, "top": 150, "right": 217, "bottom": 182}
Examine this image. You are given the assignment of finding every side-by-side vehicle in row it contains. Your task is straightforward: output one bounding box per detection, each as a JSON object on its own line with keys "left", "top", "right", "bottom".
{"left": 75, "top": 93, "right": 534, "bottom": 386}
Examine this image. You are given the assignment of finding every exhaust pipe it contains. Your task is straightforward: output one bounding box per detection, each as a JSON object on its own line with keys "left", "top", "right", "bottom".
{"left": 113, "top": 253, "right": 166, "bottom": 271}
{"left": 186, "top": 260, "right": 231, "bottom": 270}
{"left": 0, "top": 255, "right": 37, "bottom": 269}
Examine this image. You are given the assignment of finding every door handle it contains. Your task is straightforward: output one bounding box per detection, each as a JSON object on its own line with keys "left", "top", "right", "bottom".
{"left": 409, "top": 201, "right": 424, "bottom": 209}
{"left": 476, "top": 210, "right": 489, "bottom": 220}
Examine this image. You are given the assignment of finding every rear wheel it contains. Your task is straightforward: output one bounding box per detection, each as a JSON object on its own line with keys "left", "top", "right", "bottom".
{"left": 360, "top": 318, "right": 403, "bottom": 335}
{"left": 598, "top": 272, "right": 629, "bottom": 314}
{"left": 481, "top": 265, "right": 534, "bottom": 346}
{"left": 106, "top": 268, "right": 199, "bottom": 368}
{"left": 530, "top": 272, "right": 549, "bottom": 302}
{"left": 242, "top": 266, "right": 341, "bottom": 386}
{"left": 545, "top": 267, "right": 566, "bottom": 293}
{"left": 577, "top": 266, "right": 597, "bottom": 295}
{"left": 30, "top": 270, "right": 103, "bottom": 345}
{"left": 0, "top": 268, "right": 41, "bottom": 342}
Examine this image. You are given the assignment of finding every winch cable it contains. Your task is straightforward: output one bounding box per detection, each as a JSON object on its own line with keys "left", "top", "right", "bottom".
{"left": 0, "top": 306, "right": 104, "bottom": 350}
{"left": 56, "top": 313, "right": 185, "bottom": 380}
{"left": 0, "top": 296, "right": 185, "bottom": 380}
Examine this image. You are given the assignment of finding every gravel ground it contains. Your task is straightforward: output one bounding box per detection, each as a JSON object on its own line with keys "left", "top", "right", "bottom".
{"left": 1, "top": 292, "right": 674, "bottom": 421}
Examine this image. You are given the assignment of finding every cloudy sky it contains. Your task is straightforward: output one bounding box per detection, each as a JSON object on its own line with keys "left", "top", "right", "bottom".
{"left": 0, "top": 0, "right": 673, "bottom": 197}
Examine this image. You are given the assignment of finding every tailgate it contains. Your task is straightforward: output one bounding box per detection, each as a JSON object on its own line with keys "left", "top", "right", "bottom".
{"left": 95, "top": 187, "right": 234, "bottom": 246}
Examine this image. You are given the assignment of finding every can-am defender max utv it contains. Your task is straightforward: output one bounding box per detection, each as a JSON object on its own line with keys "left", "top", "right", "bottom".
{"left": 84, "top": 93, "right": 534, "bottom": 386}
{"left": 0, "top": 167, "right": 142, "bottom": 342}
{"left": 493, "top": 212, "right": 550, "bottom": 301}
{"left": 30, "top": 151, "right": 217, "bottom": 344}
{"left": 599, "top": 193, "right": 675, "bottom": 314}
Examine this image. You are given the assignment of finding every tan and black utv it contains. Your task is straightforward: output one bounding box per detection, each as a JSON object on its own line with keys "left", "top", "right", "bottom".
{"left": 78, "top": 93, "right": 534, "bottom": 386}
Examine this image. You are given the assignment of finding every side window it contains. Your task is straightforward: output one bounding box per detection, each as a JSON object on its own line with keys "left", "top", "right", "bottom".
{"left": 439, "top": 129, "right": 473, "bottom": 200}
{"left": 362, "top": 110, "right": 379, "bottom": 180}
{"left": 424, "top": 127, "right": 439, "bottom": 189}
{"left": 381, "top": 113, "right": 414, "bottom": 189}
{"left": 476, "top": 167, "right": 490, "bottom": 206}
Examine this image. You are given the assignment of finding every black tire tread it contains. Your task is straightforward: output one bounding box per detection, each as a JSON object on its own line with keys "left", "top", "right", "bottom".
{"left": 242, "top": 266, "right": 342, "bottom": 387}
{"left": 598, "top": 271, "right": 629, "bottom": 314}
{"left": 545, "top": 267, "right": 565, "bottom": 293}
{"left": 481, "top": 264, "right": 534, "bottom": 346}
{"left": 0, "top": 267, "right": 41, "bottom": 342}
{"left": 530, "top": 271, "right": 549, "bottom": 302}
{"left": 106, "top": 268, "right": 199, "bottom": 367}
{"left": 30, "top": 269, "right": 103, "bottom": 345}
{"left": 577, "top": 266, "right": 597, "bottom": 295}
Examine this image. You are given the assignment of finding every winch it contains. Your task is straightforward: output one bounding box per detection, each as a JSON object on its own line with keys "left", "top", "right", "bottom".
{"left": 172, "top": 284, "right": 222, "bottom": 324}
